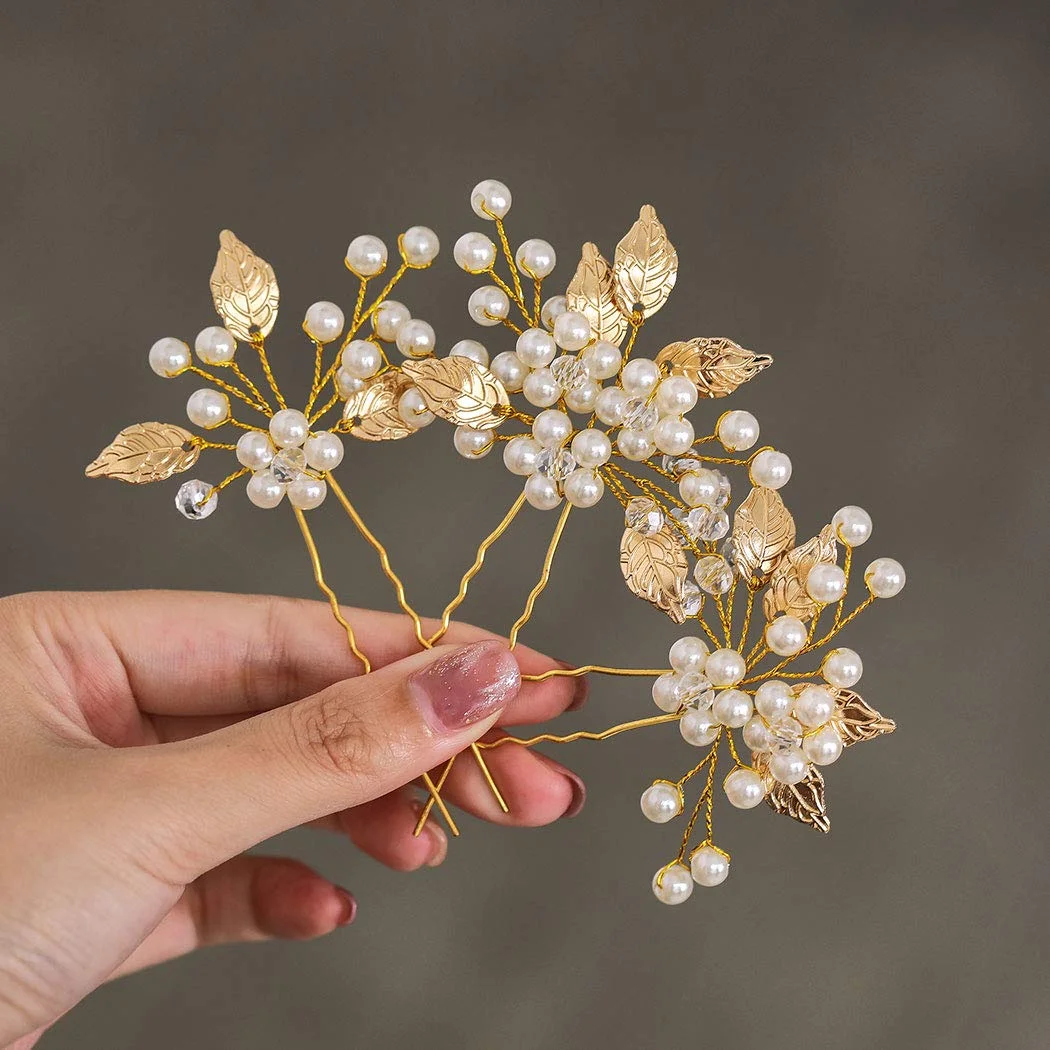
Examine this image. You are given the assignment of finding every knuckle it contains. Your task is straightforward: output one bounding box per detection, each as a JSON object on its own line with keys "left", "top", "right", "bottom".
{"left": 289, "top": 688, "right": 378, "bottom": 778}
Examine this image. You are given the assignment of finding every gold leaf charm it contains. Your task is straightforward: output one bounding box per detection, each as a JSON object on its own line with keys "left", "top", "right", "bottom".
{"left": 655, "top": 337, "right": 773, "bottom": 398}
{"left": 401, "top": 357, "right": 510, "bottom": 430}
{"left": 85, "top": 422, "right": 199, "bottom": 484}
{"left": 619, "top": 527, "right": 689, "bottom": 623}
{"left": 209, "top": 230, "right": 280, "bottom": 341}
{"left": 731, "top": 487, "right": 796, "bottom": 587}
{"left": 613, "top": 205, "right": 678, "bottom": 319}
{"left": 756, "top": 754, "right": 830, "bottom": 833}
{"left": 833, "top": 689, "right": 897, "bottom": 748}
{"left": 566, "top": 242, "right": 629, "bottom": 347}
{"left": 343, "top": 371, "right": 415, "bottom": 441}
{"left": 762, "top": 524, "right": 838, "bottom": 621}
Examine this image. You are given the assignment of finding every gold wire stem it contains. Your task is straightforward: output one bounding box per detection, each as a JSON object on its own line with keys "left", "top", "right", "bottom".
{"left": 725, "top": 728, "right": 743, "bottom": 766}
{"left": 676, "top": 749, "right": 715, "bottom": 788}
{"left": 521, "top": 664, "right": 671, "bottom": 683}
{"left": 326, "top": 474, "right": 429, "bottom": 651}
{"left": 508, "top": 502, "right": 573, "bottom": 649}
{"left": 309, "top": 391, "right": 342, "bottom": 426}
{"left": 230, "top": 363, "right": 272, "bottom": 414}
{"left": 348, "top": 262, "right": 408, "bottom": 339}
{"left": 739, "top": 588, "right": 756, "bottom": 651}
{"left": 835, "top": 546, "right": 853, "bottom": 627}
{"left": 194, "top": 439, "right": 239, "bottom": 451}
{"left": 188, "top": 366, "right": 269, "bottom": 415}
{"left": 350, "top": 276, "right": 369, "bottom": 331}
{"left": 478, "top": 712, "right": 681, "bottom": 750}
{"left": 428, "top": 492, "right": 528, "bottom": 646}
{"left": 622, "top": 322, "right": 641, "bottom": 362}
{"left": 224, "top": 417, "right": 266, "bottom": 432}
{"left": 292, "top": 506, "right": 370, "bottom": 673}
{"left": 677, "top": 733, "right": 720, "bottom": 861}
{"left": 676, "top": 788, "right": 710, "bottom": 862}
{"left": 251, "top": 338, "right": 287, "bottom": 410}
{"left": 470, "top": 742, "right": 509, "bottom": 813}
{"left": 413, "top": 758, "right": 459, "bottom": 838}
{"left": 492, "top": 216, "right": 525, "bottom": 305}
{"left": 485, "top": 268, "right": 533, "bottom": 327}
{"left": 495, "top": 313, "right": 524, "bottom": 336}
{"left": 205, "top": 466, "right": 249, "bottom": 501}
{"left": 533, "top": 278, "right": 542, "bottom": 324}
{"left": 304, "top": 338, "right": 325, "bottom": 416}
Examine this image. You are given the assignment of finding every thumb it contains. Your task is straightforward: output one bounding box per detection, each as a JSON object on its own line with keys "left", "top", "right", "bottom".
{"left": 131, "top": 640, "right": 519, "bottom": 880}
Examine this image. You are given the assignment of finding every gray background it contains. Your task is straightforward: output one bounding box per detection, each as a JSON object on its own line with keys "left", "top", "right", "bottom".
{"left": 2, "top": 1, "right": 1048, "bottom": 1047}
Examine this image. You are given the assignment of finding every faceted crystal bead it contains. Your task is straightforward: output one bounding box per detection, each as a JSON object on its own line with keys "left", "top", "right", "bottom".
{"left": 676, "top": 671, "right": 714, "bottom": 710}
{"left": 623, "top": 397, "right": 658, "bottom": 433}
{"left": 722, "top": 537, "right": 741, "bottom": 574}
{"left": 625, "top": 497, "right": 665, "bottom": 534}
{"left": 271, "top": 447, "right": 307, "bottom": 483}
{"left": 679, "top": 579, "right": 703, "bottom": 617}
{"left": 550, "top": 355, "right": 590, "bottom": 391}
{"left": 694, "top": 555, "right": 733, "bottom": 594}
{"left": 768, "top": 716, "right": 804, "bottom": 754}
{"left": 175, "top": 479, "right": 218, "bottom": 521}
{"left": 715, "top": 471, "right": 732, "bottom": 508}
{"left": 670, "top": 506, "right": 710, "bottom": 546}
{"left": 661, "top": 454, "right": 702, "bottom": 477}
{"left": 536, "top": 447, "right": 576, "bottom": 482}
{"left": 699, "top": 508, "right": 730, "bottom": 541}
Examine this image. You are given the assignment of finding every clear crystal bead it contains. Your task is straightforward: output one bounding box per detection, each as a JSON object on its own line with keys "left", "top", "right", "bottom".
{"left": 699, "top": 508, "right": 730, "bottom": 541}
{"left": 676, "top": 671, "right": 714, "bottom": 709}
{"left": 175, "top": 479, "right": 218, "bottom": 521}
{"left": 679, "top": 579, "right": 703, "bottom": 617}
{"left": 670, "top": 506, "right": 709, "bottom": 546}
{"left": 536, "top": 447, "right": 576, "bottom": 482}
{"left": 271, "top": 447, "right": 307, "bottom": 483}
{"left": 661, "top": 454, "right": 702, "bottom": 477}
{"left": 694, "top": 555, "right": 733, "bottom": 594}
{"left": 623, "top": 397, "right": 658, "bottom": 433}
{"left": 625, "top": 497, "right": 665, "bottom": 534}
{"left": 722, "top": 537, "right": 741, "bottom": 573}
{"left": 715, "top": 471, "right": 731, "bottom": 508}
{"left": 768, "top": 716, "right": 804, "bottom": 753}
{"left": 550, "top": 355, "right": 590, "bottom": 391}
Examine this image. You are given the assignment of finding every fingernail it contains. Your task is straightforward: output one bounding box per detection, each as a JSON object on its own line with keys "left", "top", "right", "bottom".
{"left": 334, "top": 887, "right": 357, "bottom": 926}
{"left": 410, "top": 640, "right": 520, "bottom": 733}
{"left": 539, "top": 754, "right": 587, "bottom": 819}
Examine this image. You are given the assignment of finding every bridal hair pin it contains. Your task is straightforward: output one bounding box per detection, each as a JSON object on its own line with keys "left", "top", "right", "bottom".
{"left": 87, "top": 180, "right": 903, "bottom": 903}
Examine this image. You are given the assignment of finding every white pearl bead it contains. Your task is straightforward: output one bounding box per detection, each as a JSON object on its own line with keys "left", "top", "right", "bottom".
{"left": 690, "top": 845, "right": 730, "bottom": 887}
{"left": 563, "top": 468, "right": 603, "bottom": 508}
{"left": 866, "top": 557, "right": 906, "bottom": 598}
{"left": 640, "top": 782, "right": 682, "bottom": 823}
{"left": 269, "top": 408, "right": 310, "bottom": 448}
{"left": 468, "top": 286, "right": 509, "bottom": 326}
{"left": 652, "top": 672, "right": 681, "bottom": 712}
{"left": 522, "top": 367, "right": 560, "bottom": 408}
{"left": 246, "top": 470, "right": 285, "bottom": 509}
{"left": 668, "top": 636, "right": 708, "bottom": 674}
{"left": 186, "top": 388, "right": 230, "bottom": 429}
{"left": 679, "top": 468, "right": 721, "bottom": 508}
{"left": 714, "top": 689, "right": 753, "bottom": 728}
{"left": 620, "top": 358, "right": 660, "bottom": 397}
{"left": 446, "top": 339, "right": 488, "bottom": 367}
{"left": 680, "top": 708, "right": 720, "bottom": 746}
{"left": 656, "top": 375, "right": 698, "bottom": 415}
{"left": 750, "top": 449, "right": 792, "bottom": 490}
{"left": 724, "top": 767, "right": 766, "bottom": 809}
{"left": 372, "top": 300, "right": 410, "bottom": 342}
{"left": 149, "top": 337, "right": 191, "bottom": 377}
{"left": 833, "top": 505, "right": 872, "bottom": 546}
{"left": 822, "top": 647, "right": 863, "bottom": 688}
{"left": 345, "top": 234, "right": 387, "bottom": 277}
{"left": 335, "top": 368, "right": 366, "bottom": 398}
{"left": 532, "top": 409, "right": 572, "bottom": 449}
{"left": 616, "top": 429, "right": 655, "bottom": 462}
{"left": 515, "top": 328, "right": 557, "bottom": 368}
{"left": 471, "top": 178, "right": 512, "bottom": 219}
{"left": 765, "top": 615, "right": 808, "bottom": 656}
{"left": 540, "top": 295, "right": 567, "bottom": 330}
{"left": 304, "top": 431, "right": 344, "bottom": 472}
{"left": 717, "top": 410, "right": 760, "bottom": 451}
{"left": 594, "top": 386, "right": 628, "bottom": 426}
{"left": 397, "top": 387, "right": 434, "bottom": 428}
{"left": 803, "top": 724, "right": 844, "bottom": 766}
{"left": 194, "top": 326, "right": 236, "bottom": 366}
{"left": 706, "top": 648, "right": 746, "bottom": 687}
{"left": 235, "top": 431, "right": 273, "bottom": 471}
{"left": 582, "top": 340, "right": 622, "bottom": 380}
{"left": 453, "top": 426, "right": 494, "bottom": 459}
{"left": 806, "top": 563, "right": 847, "bottom": 604}
{"left": 652, "top": 863, "right": 693, "bottom": 905}
{"left": 453, "top": 232, "right": 497, "bottom": 273}
{"left": 755, "top": 680, "right": 794, "bottom": 721}
{"left": 654, "top": 416, "right": 694, "bottom": 455}
{"left": 489, "top": 350, "right": 526, "bottom": 392}
{"left": 515, "top": 238, "right": 556, "bottom": 279}
{"left": 400, "top": 225, "right": 440, "bottom": 267}
{"left": 769, "top": 746, "right": 809, "bottom": 785}
{"left": 552, "top": 310, "right": 591, "bottom": 352}
{"left": 570, "top": 429, "right": 611, "bottom": 468}
{"left": 303, "top": 301, "right": 345, "bottom": 344}
{"left": 503, "top": 436, "right": 541, "bottom": 476}
{"left": 794, "top": 684, "right": 836, "bottom": 727}
{"left": 287, "top": 476, "right": 327, "bottom": 510}
{"left": 395, "top": 318, "right": 436, "bottom": 359}
{"left": 565, "top": 379, "right": 600, "bottom": 414}
{"left": 743, "top": 715, "right": 772, "bottom": 752}
{"left": 341, "top": 339, "right": 383, "bottom": 378}
{"left": 524, "top": 473, "right": 561, "bottom": 510}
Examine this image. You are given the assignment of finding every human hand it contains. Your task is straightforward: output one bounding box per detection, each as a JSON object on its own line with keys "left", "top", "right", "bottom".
{"left": 0, "top": 591, "right": 585, "bottom": 1047}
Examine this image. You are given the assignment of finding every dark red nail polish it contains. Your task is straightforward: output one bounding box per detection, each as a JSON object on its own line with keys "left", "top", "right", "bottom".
{"left": 335, "top": 887, "right": 357, "bottom": 926}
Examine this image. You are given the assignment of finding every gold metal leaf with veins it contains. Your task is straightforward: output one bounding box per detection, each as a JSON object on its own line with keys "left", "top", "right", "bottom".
{"left": 832, "top": 689, "right": 897, "bottom": 747}
{"left": 731, "top": 487, "right": 796, "bottom": 586}
{"left": 85, "top": 422, "right": 199, "bottom": 484}
{"left": 566, "top": 242, "right": 629, "bottom": 347}
{"left": 209, "top": 230, "right": 280, "bottom": 341}
{"left": 763, "top": 524, "right": 839, "bottom": 621}
{"left": 613, "top": 205, "right": 678, "bottom": 319}
{"left": 655, "top": 337, "right": 773, "bottom": 398}
{"left": 755, "top": 753, "right": 830, "bottom": 833}
{"left": 343, "top": 371, "right": 416, "bottom": 441}
{"left": 619, "top": 526, "right": 689, "bottom": 623}
{"left": 401, "top": 357, "right": 510, "bottom": 430}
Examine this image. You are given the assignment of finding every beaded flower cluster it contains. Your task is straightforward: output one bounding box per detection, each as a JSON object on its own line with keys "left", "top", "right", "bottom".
{"left": 86, "top": 180, "right": 903, "bottom": 904}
